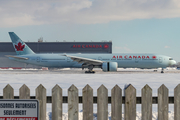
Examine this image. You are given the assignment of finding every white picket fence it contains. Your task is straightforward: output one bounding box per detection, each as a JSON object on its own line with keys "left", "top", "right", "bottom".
{"left": 1, "top": 84, "right": 180, "bottom": 120}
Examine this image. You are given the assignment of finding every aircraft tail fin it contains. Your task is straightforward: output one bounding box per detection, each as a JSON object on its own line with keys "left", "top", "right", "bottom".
{"left": 9, "top": 32, "right": 35, "bottom": 55}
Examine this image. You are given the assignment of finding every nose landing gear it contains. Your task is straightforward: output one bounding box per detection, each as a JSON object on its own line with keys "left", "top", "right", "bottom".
{"left": 161, "top": 68, "right": 164, "bottom": 73}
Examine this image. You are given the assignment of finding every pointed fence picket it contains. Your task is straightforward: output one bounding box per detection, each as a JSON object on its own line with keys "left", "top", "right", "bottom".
{"left": 158, "top": 84, "right": 169, "bottom": 120}
{"left": 36, "top": 84, "right": 46, "bottom": 120}
{"left": 142, "top": 84, "right": 152, "bottom": 120}
{"left": 174, "top": 84, "right": 180, "bottom": 120}
{"left": 19, "top": 84, "right": 30, "bottom": 99}
{"left": 124, "top": 85, "right": 136, "bottom": 120}
{"left": 111, "top": 85, "right": 122, "bottom": 120}
{"left": 97, "top": 85, "right": 108, "bottom": 120}
{"left": 83, "top": 84, "right": 93, "bottom": 120}
{"left": 3, "top": 84, "right": 14, "bottom": 99}
{"left": 1, "top": 84, "right": 180, "bottom": 120}
{"left": 52, "top": 84, "right": 62, "bottom": 120}
{"left": 68, "top": 84, "right": 79, "bottom": 120}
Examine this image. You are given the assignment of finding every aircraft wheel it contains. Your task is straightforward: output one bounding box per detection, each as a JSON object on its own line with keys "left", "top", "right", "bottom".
{"left": 161, "top": 68, "right": 164, "bottom": 73}
{"left": 85, "top": 71, "right": 95, "bottom": 74}
{"left": 91, "top": 71, "right": 95, "bottom": 73}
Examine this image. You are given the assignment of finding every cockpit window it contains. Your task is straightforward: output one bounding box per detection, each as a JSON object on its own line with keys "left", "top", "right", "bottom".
{"left": 169, "top": 58, "right": 173, "bottom": 60}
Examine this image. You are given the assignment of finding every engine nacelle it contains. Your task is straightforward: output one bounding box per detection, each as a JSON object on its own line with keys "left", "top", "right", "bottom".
{"left": 102, "top": 62, "right": 118, "bottom": 72}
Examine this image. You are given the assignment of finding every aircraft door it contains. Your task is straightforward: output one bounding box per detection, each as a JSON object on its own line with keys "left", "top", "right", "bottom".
{"left": 135, "top": 58, "right": 139, "bottom": 63}
{"left": 134, "top": 58, "right": 139, "bottom": 67}
{"left": 159, "top": 57, "right": 162, "bottom": 63}
{"left": 67, "top": 57, "right": 70, "bottom": 62}
{"left": 37, "top": 57, "right": 40, "bottom": 62}
{"left": 98, "top": 57, "right": 102, "bottom": 61}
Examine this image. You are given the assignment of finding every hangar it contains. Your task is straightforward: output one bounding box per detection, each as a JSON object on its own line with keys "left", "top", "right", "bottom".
{"left": 0, "top": 41, "right": 112, "bottom": 69}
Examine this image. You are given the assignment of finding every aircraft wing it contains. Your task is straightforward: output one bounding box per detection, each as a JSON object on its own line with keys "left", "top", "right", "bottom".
{"left": 63, "top": 55, "right": 104, "bottom": 65}
{"left": 5, "top": 55, "right": 29, "bottom": 60}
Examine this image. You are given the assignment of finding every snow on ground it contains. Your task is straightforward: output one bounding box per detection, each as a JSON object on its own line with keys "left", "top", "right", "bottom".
{"left": 46, "top": 111, "right": 174, "bottom": 120}
{"left": 0, "top": 69, "right": 179, "bottom": 120}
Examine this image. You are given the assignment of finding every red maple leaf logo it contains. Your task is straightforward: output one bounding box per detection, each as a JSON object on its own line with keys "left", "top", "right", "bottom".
{"left": 104, "top": 44, "right": 109, "bottom": 49}
{"left": 15, "top": 42, "right": 25, "bottom": 51}
{"left": 152, "top": 56, "right": 156, "bottom": 59}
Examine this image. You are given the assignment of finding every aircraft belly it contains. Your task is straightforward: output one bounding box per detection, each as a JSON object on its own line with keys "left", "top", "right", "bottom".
{"left": 12, "top": 58, "right": 82, "bottom": 68}
{"left": 118, "top": 60, "right": 137, "bottom": 68}
{"left": 117, "top": 60, "right": 161, "bottom": 69}
{"left": 43, "top": 61, "right": 76, "bottom": 68}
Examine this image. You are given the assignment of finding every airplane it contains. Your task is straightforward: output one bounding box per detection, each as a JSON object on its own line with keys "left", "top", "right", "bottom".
{"left": 6, "top": 32, "right": 177, "bottom": 73}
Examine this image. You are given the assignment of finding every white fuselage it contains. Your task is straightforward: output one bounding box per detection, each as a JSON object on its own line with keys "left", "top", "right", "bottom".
{"left": 10, "top": 53, "right": 176, "bottom": 69}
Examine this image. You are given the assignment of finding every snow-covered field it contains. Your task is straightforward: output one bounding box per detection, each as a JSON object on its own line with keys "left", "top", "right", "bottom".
{"left": 47, "top": 111, "right": 174, "bottom": 120}
{"left": 0, "top": 69, "right": 179, "bottom": 120}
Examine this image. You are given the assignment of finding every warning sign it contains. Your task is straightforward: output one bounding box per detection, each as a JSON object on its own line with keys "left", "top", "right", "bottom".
{"left": 0, "top": 100, "right": 39, "bottom": 120}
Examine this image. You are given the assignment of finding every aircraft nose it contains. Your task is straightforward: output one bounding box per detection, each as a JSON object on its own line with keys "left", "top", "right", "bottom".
{"left": 170, "top": 60, "right": 177, "bottom": 66}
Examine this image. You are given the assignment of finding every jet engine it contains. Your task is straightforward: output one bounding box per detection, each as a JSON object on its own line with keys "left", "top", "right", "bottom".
{"left": 102, "top": 62, "right": 118, "bottom": 72}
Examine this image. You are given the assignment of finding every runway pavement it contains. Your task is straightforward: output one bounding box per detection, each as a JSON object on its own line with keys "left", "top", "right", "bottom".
{"left": 0, "top": 68, "right": 179, "bottom": 74}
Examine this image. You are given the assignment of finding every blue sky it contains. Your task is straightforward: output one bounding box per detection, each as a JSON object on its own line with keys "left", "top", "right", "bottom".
{"left": 0, "top": 0, "right": 180, "bottom": 61}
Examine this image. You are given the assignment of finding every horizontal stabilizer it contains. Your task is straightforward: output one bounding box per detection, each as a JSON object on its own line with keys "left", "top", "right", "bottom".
{"left": 5, "top": 55, "right": 28, "bottom": 60}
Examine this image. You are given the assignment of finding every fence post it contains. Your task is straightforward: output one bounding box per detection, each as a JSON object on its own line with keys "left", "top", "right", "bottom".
{"left": 158, "top": 84, "right": 168, "bottom": 120}
{"left": 142, "top": 84, "right": 152, "bottom": 120}
{"left": 174, "top": 84, "right": 180, "bottom": 120}
{"left": 19, "top": 84, "right": 30, "bottom": 99}
{"left": 111, "top": 85, "right": 122, "bottom": 120}
{"left": 68, "top": 84, "right": 79, "bottom": 120}
{"left": 52, "top": 84, "right": 62, "bottom": 120}
{"left": 36, "top": 84, "right": 46, "bottom": 120}
{"left": 124, "top": 84, "right": 136, "bottom": 120}
{"left": 83, "top": 84, "right": 93, "bottom": 120}
{"left": 97, "top": 84, "right": 108, "bottom": 120}
{"left": 3, "top": 84, "right": 14, "bottom": 99}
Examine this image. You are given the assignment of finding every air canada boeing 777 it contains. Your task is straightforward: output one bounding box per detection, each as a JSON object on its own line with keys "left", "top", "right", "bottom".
{"left": 6, "top": 32, "right": 176, "bottom": 73}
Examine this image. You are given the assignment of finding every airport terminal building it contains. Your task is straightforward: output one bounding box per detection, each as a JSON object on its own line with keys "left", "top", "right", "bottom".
{"left": 0, "top": 42, "right": 112, "bottom": 68}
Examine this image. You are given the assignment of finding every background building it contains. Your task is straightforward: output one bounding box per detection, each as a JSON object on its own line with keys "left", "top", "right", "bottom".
{"left": 0, "top": 41, "right": 112, "bottom": 68}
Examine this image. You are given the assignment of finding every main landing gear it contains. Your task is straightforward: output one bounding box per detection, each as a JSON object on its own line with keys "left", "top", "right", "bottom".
{"left": 85, "top": 65, "right": 95, "bottom": 74}
{"left": 85, "top": 71, "right": 95, "bottom": 73}
{"left": 154, "top": 69, "right": 157, "bottom": 72}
